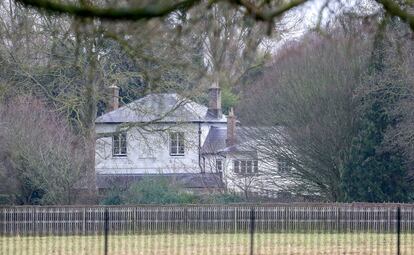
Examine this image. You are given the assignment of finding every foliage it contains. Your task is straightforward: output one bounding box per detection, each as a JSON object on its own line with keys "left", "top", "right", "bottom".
{"left": 100, "top": 177, "right": 248, "bottom": 205}
{"left": 0, "top": 96, "right": 88, "bottom": 205}
{"left": 341, "top": 18, "right": 413, "bottom": 202}
{"left": 125, "top": 178, "right": 199, "bottom": 204}
{"left": 238, "top": 33, "right": 368, "bottom": 200}
{"left": 342, "top": 115, "right": 411, "bottom": 202}
{"left": 101, "top": 177, "right": 199, "bottom": 205}
{"left": 221, "top": 86, "right": 239, "bottom": 114}
{"left": 204, "top": 192, "right": 246, "bottom": 204}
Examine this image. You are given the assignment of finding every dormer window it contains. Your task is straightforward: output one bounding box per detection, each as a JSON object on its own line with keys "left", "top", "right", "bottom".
{"left": 113, "top": 132, "right": 127, "bottom": 157}
{"left": 170, "top": 132, "right": 185, "bottom": 156}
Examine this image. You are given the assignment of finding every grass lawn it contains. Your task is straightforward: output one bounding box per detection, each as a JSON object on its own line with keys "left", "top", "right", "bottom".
{"left": 1, "top": 233, "right": 414, "bottom": 254}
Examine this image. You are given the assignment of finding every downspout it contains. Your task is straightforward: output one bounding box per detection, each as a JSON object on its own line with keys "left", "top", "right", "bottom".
{"left": 198, "top": 122, "right": 204, "bottom": 173}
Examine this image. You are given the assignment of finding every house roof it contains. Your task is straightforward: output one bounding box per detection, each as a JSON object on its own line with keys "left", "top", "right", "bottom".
{"left": 201, "top": 126, "right": 254, "bottom": 154}
{"left": 96, "top": 93, "right": 227, "bottom": 123}
{"left": 202, "top": 126, "right": 283, "bottom": 155}
{"left": 96, "top": 173, "right": 224, "bottom": 189}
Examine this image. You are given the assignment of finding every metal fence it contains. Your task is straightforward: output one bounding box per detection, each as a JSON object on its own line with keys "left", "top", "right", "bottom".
{"left": 0, "top": 203, "right": 413, "bottom": 254}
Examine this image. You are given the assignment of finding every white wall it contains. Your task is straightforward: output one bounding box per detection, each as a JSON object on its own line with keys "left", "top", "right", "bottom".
{"left": 203, "top": 151, "right": 287, "bottom": 195}
{"left": 95, "top": 122, "right": 226, "bottom": 174}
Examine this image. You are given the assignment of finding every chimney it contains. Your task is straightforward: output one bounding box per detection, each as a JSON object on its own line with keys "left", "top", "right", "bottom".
{"left": 207, "top": 79, "right": 222, "bottom": 119}
{"left": 226, "top": 107, "right": 237, "bottom": 147}
{"left": 109, "top": 84, "right": 120, "bottom": 111}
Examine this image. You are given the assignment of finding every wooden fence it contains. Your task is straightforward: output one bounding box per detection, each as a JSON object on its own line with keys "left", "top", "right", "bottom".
{"left": 1, "top": 203, "right": 414, "bottom": 254}
{"left": 1, "top": 203, "right": 414, "bottom": 235}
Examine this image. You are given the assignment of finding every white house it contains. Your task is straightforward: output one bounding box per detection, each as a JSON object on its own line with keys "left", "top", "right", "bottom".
{"left": 95, "top": 84, "right": 288, "bottom": 196}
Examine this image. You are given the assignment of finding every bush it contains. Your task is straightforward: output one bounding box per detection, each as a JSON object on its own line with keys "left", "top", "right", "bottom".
{"left": 101, "top": 177, "right": 200, "bottom": 205}
{"left": 100, "top": 177, "right": 250, "bottom": 205}
{"left": 204, "top": 193, "right": 245, "bottom": 204}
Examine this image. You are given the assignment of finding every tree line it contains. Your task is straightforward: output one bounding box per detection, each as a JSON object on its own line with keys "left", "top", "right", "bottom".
{"left": 238, "top": 15, "right": 414, "bottom": 202}
{"left": 0, "top": 0, "right": 413, "bottom": 204}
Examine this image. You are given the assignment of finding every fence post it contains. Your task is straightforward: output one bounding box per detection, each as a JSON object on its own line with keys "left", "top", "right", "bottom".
{"left": 83, "top": 208, "right": 86, "bottom": 234}
{"left": 184, "top": 207, "right": 188, "bottom": 233}
{"left": 397, "top": 206, "right": 401, "bottom": 255}
{"left": 104, "top": 208, "right": 109, "bottom": 255}
{"left": 336, "top": 207, "right": 340, "bottom": 234}
{"left": 1, "top": 208, "right": 5, "bottom": 235}
{"left": 250, "top": 207, "right": 255, "bottom": 255}
{"left": 234, "top": 207, "right": 237, "bottom": 234}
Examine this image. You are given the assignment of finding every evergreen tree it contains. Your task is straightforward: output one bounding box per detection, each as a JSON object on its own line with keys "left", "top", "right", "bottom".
{"left": 342, "top": 18, "right": 412, "bottom": 202}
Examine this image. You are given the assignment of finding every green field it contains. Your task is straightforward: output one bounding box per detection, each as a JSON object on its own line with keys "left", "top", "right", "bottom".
{"left": 1, "top": 233, "right": 414, "bottom": 255}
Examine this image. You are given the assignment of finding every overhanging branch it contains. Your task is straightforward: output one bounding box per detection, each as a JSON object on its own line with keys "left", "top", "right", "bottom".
{"left": 15, "top": 0, "right": 308, "bottom": 22}
{"left": 15, "top": 0, "right": 202, "bottom": 20}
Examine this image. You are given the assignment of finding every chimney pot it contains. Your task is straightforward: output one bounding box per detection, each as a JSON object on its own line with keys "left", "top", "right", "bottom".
{"left": 109, "top": 85, "right": 120, "bottom": 111}
{"left": 207, "top": 79, "right": 222, "bottom": 119}
{"left": 226, "top": 107, "right": 237, "bottom": 147}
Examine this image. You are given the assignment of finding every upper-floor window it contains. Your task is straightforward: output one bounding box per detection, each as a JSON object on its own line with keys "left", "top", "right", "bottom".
{"left": 113, "top": 132, "right": 127, "bottom": 157}
{"left": 233, "top": 160, "right": 258, "bottom": 174}
{"left": 216, "top": 159, "right": 223, "bottom": 173}
{"left": 170, "top": 132, "right": 185, "bottom": 156}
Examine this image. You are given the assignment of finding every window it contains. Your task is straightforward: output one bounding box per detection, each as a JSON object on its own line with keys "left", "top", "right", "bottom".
{"left": 246, "top": 161, "right": 252, "bottom": 173}
{"left": 234, "top": 161, "right": 240, "bottom": 173}
{"left": 170, "top": 132, "right": 185, "bottom": 156}
{"left": 233, "top": 160, "right": 259, "bottom": 174}
{"left": 241, "top": 160, "right": 247, "bottom": 173}
{"left": 113, "top": 132, "right": 127, "bottom": 157}
{"left": 216, "top": 159, "right": 223, "bottom": 173}
{"left": 278, "top": 160, "right": 289, "bottom": 173}
{"left": 253, "top": 160, "right": 259, "bottom": 173}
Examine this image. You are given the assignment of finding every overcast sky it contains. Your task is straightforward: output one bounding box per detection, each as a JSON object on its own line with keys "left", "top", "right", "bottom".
{"left": 266, "top": 0, "right": 380, "bottom": 52}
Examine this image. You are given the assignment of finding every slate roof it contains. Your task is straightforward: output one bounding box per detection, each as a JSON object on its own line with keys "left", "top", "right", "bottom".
{"left": 96, "top": 173, "right": 224, "bottom": 189}
{"left": 201, "top": 126, "right": 254, "bottom": 154}
{"left": 96, "top": 93, "right": 227, "bottom": 123}
{"left": 202, "top": 126, "right": 283, "bottom": 155}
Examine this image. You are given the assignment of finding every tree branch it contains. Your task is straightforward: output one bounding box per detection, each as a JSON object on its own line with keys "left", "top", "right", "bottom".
{"left": 15, "top": 0, "right": 202, "bottom": 20}
{"left": 230, "top": 0, "right": 307, "bottom": 21}
{"left": 15, "top": 0, "right": 307, "bottom": 22}
{"left": 375, "top": 0, "right": 414, "bottom": 30}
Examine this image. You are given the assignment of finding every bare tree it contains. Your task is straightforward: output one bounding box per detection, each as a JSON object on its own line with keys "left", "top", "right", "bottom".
{"left": 0, "top": 96, "right": 88, "bottom": 204}
{"left": 238, "top": 33, "right": 370, "bottom": 201}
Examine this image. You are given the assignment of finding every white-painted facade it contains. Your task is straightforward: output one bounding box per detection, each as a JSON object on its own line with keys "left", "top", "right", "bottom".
{"left": 95, "top": 122, "right": 226, "bottom": 175}
{"left": 94, "top": 90, "right": 287, "bottom": 195}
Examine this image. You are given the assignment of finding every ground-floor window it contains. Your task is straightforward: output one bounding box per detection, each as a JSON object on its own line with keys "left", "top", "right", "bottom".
{"left": 233, "top": 159, "right": 258, "bottom": 174}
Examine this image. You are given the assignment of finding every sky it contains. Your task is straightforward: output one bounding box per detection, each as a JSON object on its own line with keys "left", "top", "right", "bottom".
{"left": 265, "top": 0, "right": 381, "bottom": 52}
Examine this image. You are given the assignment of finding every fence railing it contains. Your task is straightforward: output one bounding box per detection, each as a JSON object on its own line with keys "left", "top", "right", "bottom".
{"left": 1, "top": 203, "right": 414, "bottom": 254}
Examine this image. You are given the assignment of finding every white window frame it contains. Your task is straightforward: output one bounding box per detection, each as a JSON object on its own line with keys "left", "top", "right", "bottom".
{"left": 169, "top": 132, "right": 185, "bottom": 156}
{"left": 112, "top": 132, "right": 127, "bottom": 157}
{"left": 233, "top": 159, "right": 259, "bottom": 174}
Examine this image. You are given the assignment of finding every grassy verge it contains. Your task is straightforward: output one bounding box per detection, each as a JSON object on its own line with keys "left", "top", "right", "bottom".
{"left": 1, "top": 233, "right": 413, "bottom": 254}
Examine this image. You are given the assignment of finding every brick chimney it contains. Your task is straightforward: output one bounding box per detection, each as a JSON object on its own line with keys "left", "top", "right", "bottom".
{"left": 109, "top": 84, "right": 120, "bottom": 111}
{"left": 207, "top": 79, "right": 222, "bottom": 119}
{"left": 226, "top": 107, "right": 237, "bottom": 147}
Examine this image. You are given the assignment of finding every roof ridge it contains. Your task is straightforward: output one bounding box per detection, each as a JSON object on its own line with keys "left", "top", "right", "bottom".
{"left": 96, "top": 92, "right": 227, "bottom": 123}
